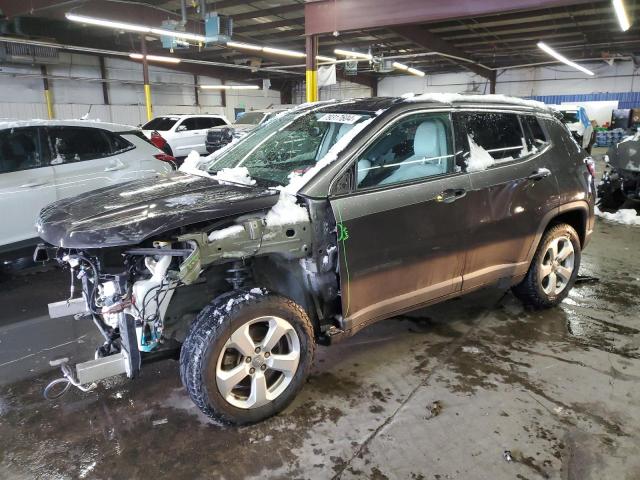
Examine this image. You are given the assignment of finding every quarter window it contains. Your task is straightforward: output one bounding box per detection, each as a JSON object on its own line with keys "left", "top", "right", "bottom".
{"left": 457, "top": 112, "right": 527, "bottom": 162}
{"left": 356, "top": 112, "right": 455, "bottom": 188}
{"left": 0, "top": 127, "right": 47, "bottom": 173}
{"left": 521, "top": 115, "right": 548, "bottom": 151}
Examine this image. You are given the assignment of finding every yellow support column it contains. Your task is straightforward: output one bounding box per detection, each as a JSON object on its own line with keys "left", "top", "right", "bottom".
{"left": 305, "top": 35, "right": 318, "bottom": 103}
{"left": 141, "top": 35, "right": 153, "bottom": 121}
{"left": 41, "top": 65, "right": 54, "bottom": 119}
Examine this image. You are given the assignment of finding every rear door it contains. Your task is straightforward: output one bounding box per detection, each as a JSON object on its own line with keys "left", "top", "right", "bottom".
{"left": 47, "top": 126, "right": 139, "bottom": 200}
{"left": 329, "top": 110, "right": 471, "bottom": 329}
{"left": 0, "top": 126, "right": 57, "bottom": 247}
{"left": 453, "top": 110, "right": 559, "bottom": 289}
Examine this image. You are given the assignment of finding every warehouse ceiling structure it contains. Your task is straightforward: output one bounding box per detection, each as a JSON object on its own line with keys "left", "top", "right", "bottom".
{"left": 1, "top": 0, "right": 639, "bottom": 97}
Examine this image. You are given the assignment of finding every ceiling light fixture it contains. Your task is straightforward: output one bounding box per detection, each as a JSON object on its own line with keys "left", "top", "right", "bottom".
{"left": 66, "top": 13, "right": 206, "bottom": 42}
{"left": 537, "top": 42, "right": 595, "bottom": 76}
{"left": 334, "top": 48, "right": 373, "bottom": 61}
{"left": 226, "top": 41, "right": 335, "bottom": 62}
{"left": 129, "top": 53, "right": 181, "bottom": 63}
{"left": 612, "top": 0, "right": 631, "bottom": 31}
{"left": 392, "top": 61, "right": 425, "bottom": 76}
{"left": 200, "top": 84, "right": 260, "bottom": 90}
{"left": 263, "top": 46, "right": 306, "bottom": 58}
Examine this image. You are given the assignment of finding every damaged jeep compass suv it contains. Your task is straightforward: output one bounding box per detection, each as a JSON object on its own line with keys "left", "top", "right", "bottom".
{"left": 36, "top": 95, "right": 595, "bottom": 424}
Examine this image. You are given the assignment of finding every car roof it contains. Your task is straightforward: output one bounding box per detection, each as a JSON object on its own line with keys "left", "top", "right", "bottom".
{"left": 0, "top": 119, "right": 138, "bottom": 132}
{"left": 159, "top": 113, "right": 225, "bottom": 118}
{"left": 313, "top": 94, "right": 551, "bottom": 113}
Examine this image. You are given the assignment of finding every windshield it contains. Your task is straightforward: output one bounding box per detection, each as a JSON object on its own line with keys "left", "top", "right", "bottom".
{"left": 142, "top": 117, "right": 179, "bottom": 131}
{"left": 560, "top": 111, "right": 579, "bottom": 124}
{"left": 207, "top": 109, "right": 372, "bottom": 186}
{"left": 235, "top": 112, "right": 267, "bottom": 125}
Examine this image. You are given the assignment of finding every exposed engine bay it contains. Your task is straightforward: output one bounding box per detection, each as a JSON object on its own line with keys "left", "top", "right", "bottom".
{"left": 38, "top": 200, "right": 342, "bottom": 399}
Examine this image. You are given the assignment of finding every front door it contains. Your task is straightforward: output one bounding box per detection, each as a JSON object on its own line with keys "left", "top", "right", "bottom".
{"left": 329, "top": 111, "right": 472, "bottom": 330}
{"left": 453, "top": 110, "right": 559, "bottom": 289}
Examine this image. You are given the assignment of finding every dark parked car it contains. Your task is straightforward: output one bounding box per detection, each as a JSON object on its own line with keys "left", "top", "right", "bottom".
{"left": 35, "top": 95, "right": 595, "bottom": 424}
{"left": 597, "top": 132, "right": 640, "bottom": 210}
{"left": 205, "top": 108, "right": 289, "bottom": 153}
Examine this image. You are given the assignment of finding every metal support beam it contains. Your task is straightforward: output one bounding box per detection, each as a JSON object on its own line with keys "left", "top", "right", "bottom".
{"left": 40, "top": 65, "right": 54, "bottom": 119}
{"left": 305, "top": 0, "right": 595, "bottom": 35}
{"left": 220, "top": 79, "right": 226, "bottom": 108}
{"left": 99, "top": 56, "right": 110, "bottom": 105}
{"left": 305, "top": 35, "right": 318, "bottom": 103}
{"left": 489, "top": 71, "right": 497, "bottom": 94}
{"left": 391, "top": 26, "right": 493, "bottom": 79}
{"left": 141, "top": 35, "right": 152, "bottom": 121}
{"left": 194, "top": 75, "right": 199, "bottom": 107}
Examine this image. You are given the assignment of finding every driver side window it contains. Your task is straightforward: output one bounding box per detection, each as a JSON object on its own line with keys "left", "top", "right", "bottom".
{"left": 356, "top": 112, "right": 454, "bottom": 188}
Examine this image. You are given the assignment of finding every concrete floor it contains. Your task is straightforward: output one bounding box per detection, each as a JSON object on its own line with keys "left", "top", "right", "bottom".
{"left": 1, "top": 158, "right": 639, "bottom": 479}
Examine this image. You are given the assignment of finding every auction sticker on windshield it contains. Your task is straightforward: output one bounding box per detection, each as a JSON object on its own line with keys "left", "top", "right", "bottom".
{"left": 318, "top": 113, "right": 362, "bottom": 124}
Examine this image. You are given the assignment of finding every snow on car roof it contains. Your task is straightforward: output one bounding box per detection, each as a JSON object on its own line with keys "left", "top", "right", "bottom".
{"left": 0, "top": 119, "right": 138, "bottom": 132}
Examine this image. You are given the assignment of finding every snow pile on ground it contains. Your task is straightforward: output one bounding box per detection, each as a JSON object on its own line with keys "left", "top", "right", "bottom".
{"left": 404, "top": 92, "right": 549, "bottom": 110}
{"left": 595, "top": 206, "right": 640, "bottom": 226}
{"left": 466, "top": 135, "right": 495, "bottom": 172}
{"left": 212, "top": 166, "right": 255, "bottom": 186}
{"left": 179, "top": 150, "right": 208, "bottom": 177}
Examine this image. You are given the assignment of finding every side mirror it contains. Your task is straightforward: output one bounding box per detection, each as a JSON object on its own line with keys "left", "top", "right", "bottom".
{"left": 176, "top": 125, "right": 187, "bottom": 132}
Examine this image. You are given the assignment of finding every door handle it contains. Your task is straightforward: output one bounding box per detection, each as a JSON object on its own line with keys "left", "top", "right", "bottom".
{"left": 436, "top": 188, "right": 467, "bottom": 203}
{"left": 19, "top": 180, "right": 48, "bottom": 188}
{"left": 104, "top": 159, "right": 125, "bottom": 172}
{"left": 528, "top": 168, "right": 551, "bottom": 181}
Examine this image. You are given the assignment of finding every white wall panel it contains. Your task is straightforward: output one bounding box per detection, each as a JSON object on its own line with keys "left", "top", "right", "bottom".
{"left": 0, "top": 52, "right": 283, "bottom": 126}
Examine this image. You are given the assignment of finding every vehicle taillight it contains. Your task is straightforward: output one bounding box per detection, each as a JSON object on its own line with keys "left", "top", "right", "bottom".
{"left": 585, "top": 157, "right": 596, "bottom": 177}
{"left": 154, "top": 153, "right": 177, "bottom": 169}
{"left": 150, "top": 131, "right": 167, "bottom": 149}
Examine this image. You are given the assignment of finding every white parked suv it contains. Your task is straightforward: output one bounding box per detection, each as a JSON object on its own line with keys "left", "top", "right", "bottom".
{"left": 141, "top": 114, "right": 230, "bottom": 158}
{"left": 0, "top": 119, "right": 173, "bottom": 259}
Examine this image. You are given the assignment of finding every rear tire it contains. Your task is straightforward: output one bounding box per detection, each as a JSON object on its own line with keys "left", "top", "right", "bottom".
{"left": 180, "top": 289, "right": 315, "bottom": 424}
{"left": 513, "top": 223, "right": 581, "bottom": 309}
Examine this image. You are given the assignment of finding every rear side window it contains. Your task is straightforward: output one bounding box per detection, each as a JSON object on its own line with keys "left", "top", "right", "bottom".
{"left": 0, "top": 127, "right": 49, "bottom": 173}
{"left": 142, "top": 117, "right": 179, "bottom": 131}
{"left": 198, "top": 117, "right": 227, "bottom": 129}
{"left": 48, "top": 127, "right": 112, "bottom": 163}
{"left": 456, "top": 112, "right": 527, "bottom": 162}
{"left": 521, "top": 115, "right": 548, "bottom": 151}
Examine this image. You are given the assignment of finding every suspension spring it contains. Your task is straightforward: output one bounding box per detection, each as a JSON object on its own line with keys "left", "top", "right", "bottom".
{"left": 225, "top": 261, "right": 249, "bottom": 290}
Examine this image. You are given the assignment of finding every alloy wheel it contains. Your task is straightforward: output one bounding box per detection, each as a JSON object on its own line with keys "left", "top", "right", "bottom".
{"left": 539, "top": 236, "right": 575, "bottom": 295}
{"left": 215, "top": 316, "right": 300, "bottom": 409}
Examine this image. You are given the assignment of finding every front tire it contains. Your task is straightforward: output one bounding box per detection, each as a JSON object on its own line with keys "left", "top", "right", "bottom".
{"left": 513, "top": 223, "right": 581, "bottom": 309}
{"left": 180, "top": 290, "right": 315, "bottom": 424}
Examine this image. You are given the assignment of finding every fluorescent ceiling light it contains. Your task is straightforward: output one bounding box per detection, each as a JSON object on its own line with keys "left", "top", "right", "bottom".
{"left": 334, "top": 48, "right": 372, "bottom": 60}
{"left": 66, "top": 13, "right": 150, "bottom": 33}
{"left": 226, "top": 41, "right": 335, "bottom": 62}
{"left": 263, "top": 46, "right": 306, "bottom": 58}
{"left": 392, "top": 61, "right": 424, "bottom": 76}
{"left": 66, "top": 13, "right": 205, "bottom": 42}
{"left": 226, "top": 41, "right": 263, "bottom": 51}
{"left": 537, "top": 42, "right": 595, "bottom": 76}
{"left": 200, "top": 85, "right": 260, "bottom": 90}
{"left": 407, "top": 67, "right": 425, "bottom": 77}
{"left": 392, "top": 62, "right": 409, "bottom": 71}
{"left": 612, "top": 0, "right": 631, "bottom": 31}
{"left": 129, "top": 53, "right": 181, "bottom": 64}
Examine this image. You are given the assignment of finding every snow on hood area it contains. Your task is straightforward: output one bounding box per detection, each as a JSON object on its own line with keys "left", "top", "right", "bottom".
{"left": 466, "top": 135, "right": 495, "bottom": 172}
{"left": 595, "top": 207, "right": 640, "bottom": 226}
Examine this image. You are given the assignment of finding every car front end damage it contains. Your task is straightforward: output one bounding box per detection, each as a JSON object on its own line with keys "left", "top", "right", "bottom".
{"left": 35, "top": 190, "right": 340, "bottom": 399}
